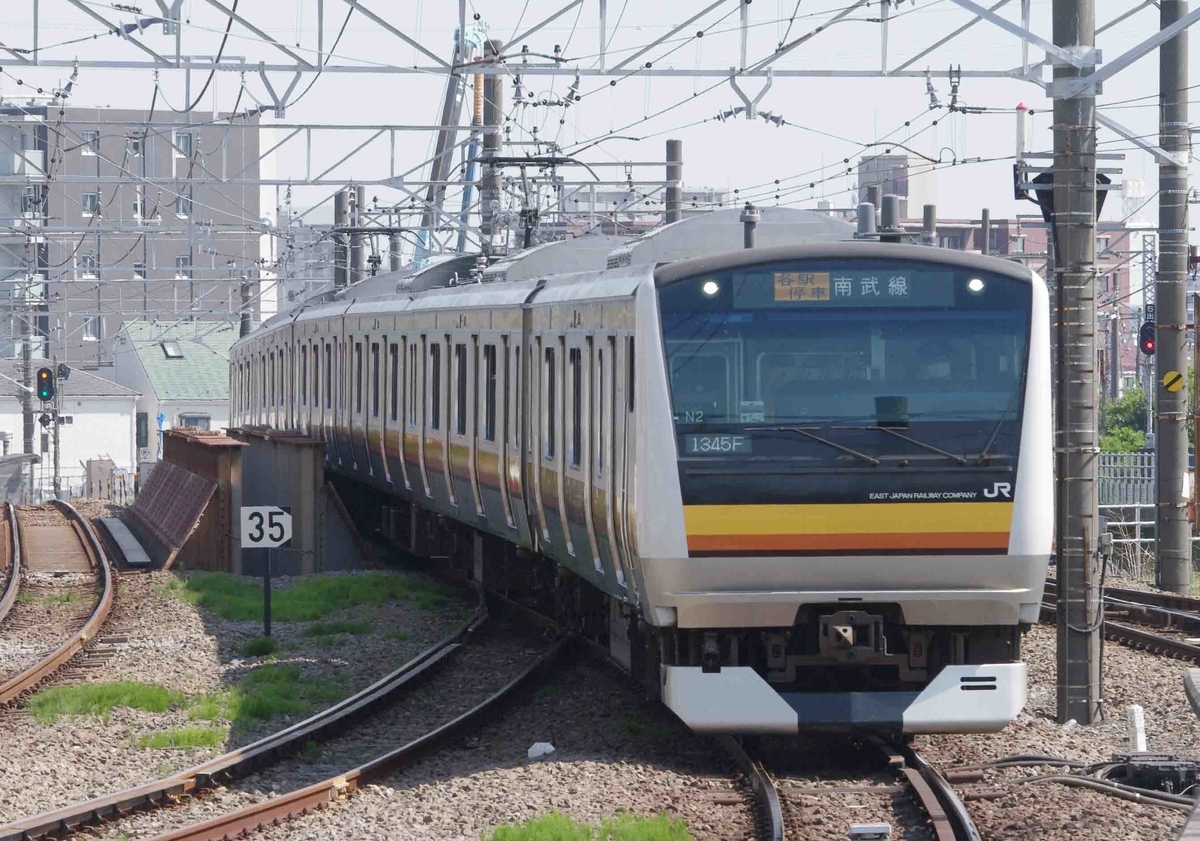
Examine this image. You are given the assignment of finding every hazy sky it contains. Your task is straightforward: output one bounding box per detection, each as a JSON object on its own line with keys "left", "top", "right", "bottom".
{"left": 0, "top": 0, "right": 1194, "bottom": 231}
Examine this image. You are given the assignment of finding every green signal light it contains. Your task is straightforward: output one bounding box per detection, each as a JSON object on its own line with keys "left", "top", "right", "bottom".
{"left": 36, "top": 367, "right": 54, "bottom": 402}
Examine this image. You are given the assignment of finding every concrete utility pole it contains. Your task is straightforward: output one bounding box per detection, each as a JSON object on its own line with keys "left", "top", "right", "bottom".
{"left": 350, "top": 186, "right": 366, "bottom": 285}
{"left": 980, "top": 208, "right": 991, "bottom": 255}
{"left": 1156, "top": 0, "right": 1191, "bottom": 594}
{"left": 480, "top": 38, "right": 504, "bottom": 256}
{"left": 1052, "top": 0, "right": 1102, "bottom": 724}
{"left": 922, "top": 204, "right": 938, "bottom": 246}
{"left": 333, "top": 188, "right": 349, "bottom": 289}
{"left": 665, "top": 139, "right": 683, "bottom": 224}
{"left": 239, "top": 277, "right": 252, "bottom": 338}
{"left": 1109, "top": 315, "right": 1120, "bottom": 402}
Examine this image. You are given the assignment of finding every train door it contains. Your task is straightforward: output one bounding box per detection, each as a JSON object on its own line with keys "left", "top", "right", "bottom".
{"left": 441, "top": 333, "right": 457, "bottom": 508}
{"left": 474, "top": 336, "right": 503, "bottom": 528}
{"left": 466, "top": 335, "right": 484, "bottom": 517}
{"left": 562, "top": 334, "right": 591, "bottom": 567}
{"left": 401, "top": 335, "right": 421, "bottom": 495}
{"left": 613, "top": 333, "right": 638, "bottom": 601}
{"left": 580, "top": 335, "right": 602, "bottom": 574}
{"left": 538, "top": 334, "right": 571, "bottom": 559}
{"left": 530, "top": 335, "right": 548, "bottom": 547}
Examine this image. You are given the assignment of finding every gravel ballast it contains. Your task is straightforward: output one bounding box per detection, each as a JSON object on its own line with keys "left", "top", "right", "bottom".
{"left": 0, "top": 565, "right": 471, "bottom": 825}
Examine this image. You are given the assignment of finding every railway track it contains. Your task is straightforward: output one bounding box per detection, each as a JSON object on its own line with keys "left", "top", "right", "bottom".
{"left": 722, "top": 735, "right": 980, "bottom": 841}
{"left": 1042, "top": 580, "right": 1200, "bottom": 663}
{"left": 0, "top": 585, "right": 565, "bottom": 841}
{"left": 0, "top": 501, "right": 114, "bottom": 705}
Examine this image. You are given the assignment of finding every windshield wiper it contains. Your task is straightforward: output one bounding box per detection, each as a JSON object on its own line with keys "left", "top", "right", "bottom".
{"left": 836, "top": 425, "right": 968, "bottom": 465}
{"left": 749, "top": 425, "right": 880, "bottom": 467}
{"left": 974, "top": 389, "right": 1023, "bottom": 462}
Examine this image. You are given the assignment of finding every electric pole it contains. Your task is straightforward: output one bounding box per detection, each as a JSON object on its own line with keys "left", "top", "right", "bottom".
{"left": 1156, "top": 0, "right": 1191, "bottom": 594}
{"left": 1052, "top": 0, "right": 1102, "bottom": 724}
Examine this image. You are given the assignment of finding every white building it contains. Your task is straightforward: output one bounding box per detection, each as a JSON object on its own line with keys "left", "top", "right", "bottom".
{"left": 112, "top": 321, "right": 236, "bottom": 461}
{"left": 0, "top": 359, "right": 138, "bottom": 499}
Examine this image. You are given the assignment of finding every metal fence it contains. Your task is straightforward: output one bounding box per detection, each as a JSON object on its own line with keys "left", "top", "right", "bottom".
{"left": 1097, "top": 452, "right": 1200, "bottom": 579}
{"left": 1098, "top": 453, "right": 1155, "bottom": 507}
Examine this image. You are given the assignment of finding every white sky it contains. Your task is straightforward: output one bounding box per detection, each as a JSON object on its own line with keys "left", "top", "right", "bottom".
{"left": 0, "top": 0, "right": 1194, "bottom": 231}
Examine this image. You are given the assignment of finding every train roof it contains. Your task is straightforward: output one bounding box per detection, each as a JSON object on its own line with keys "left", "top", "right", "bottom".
{"left": 607, "top": 207, "right": 855, "bottom": 268}
{"left": 654, "top": 240, "right": 1040, "bottom": 285}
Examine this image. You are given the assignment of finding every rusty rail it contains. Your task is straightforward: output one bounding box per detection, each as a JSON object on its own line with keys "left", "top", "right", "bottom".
{"left": 0, "top": 501, "right": 114, "bottom": 705}
{"left": 0, "top": 585, "right": 489, "bottom": 841}
{"left": 144, "top": 635, "right": 569, "bottom": 841}
{"left": 718, "top": 736, "right": 783, "bottom": 841}
{"left": 1041, "top": 584, "right": 1200, "bottom": 664}
{"left": 0, "top": 504, "right": 20, "bottom": 627}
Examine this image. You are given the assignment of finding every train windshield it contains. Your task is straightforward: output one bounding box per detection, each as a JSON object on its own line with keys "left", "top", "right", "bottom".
{"left": 657, "top": 259, "right": 1031, "bottom": 462}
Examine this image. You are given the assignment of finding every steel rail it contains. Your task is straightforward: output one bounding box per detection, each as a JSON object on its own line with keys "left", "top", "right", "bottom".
{"left": 0, "top": 585, "right": 488, "bottom": 841}
{"left": 0, "top": 501, "right": 114, "bottom": 706}
{"left": 717, "top": 736, "right": 784, "bottom": 841}
{"left": 0, "top": 504, "right": 21, "bottom": 627}
{"left": 896, "top": 742, "right": 982, "bottom": 841}
{"left": 1041, "top": 586, "right": 1200, "bottom": 664}
{"left": 142, "top": 635, "right": 570, "bottom": 841}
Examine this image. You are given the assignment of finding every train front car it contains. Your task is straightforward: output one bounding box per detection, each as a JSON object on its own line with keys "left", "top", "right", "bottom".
{"left": 637, "top": 242, "right": 1051, "bottom": 735}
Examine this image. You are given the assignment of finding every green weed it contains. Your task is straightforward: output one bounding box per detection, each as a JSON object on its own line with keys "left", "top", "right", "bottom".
{"left": 616, "top": 712, "right": 678, "bottom": 741}
{"left": 136, "top": 725, "right": 226, "bottom": 750}
{"left": 487, "top": 813, "right": 693, "bottom": 841}
{"left": 187, "top": 664, "right": 347, "bottom": 725}
{"left": 389, "top": 628, "right": 410, "bottom": 642}
{"left": 300, "top": 739, "right": 323, "bottom": 761}
{"left": 30, "top": 682, "right": 182, "bottom": 724}
{"left": 17, "top": 591, "right": 81, "bottom": 605}
{"left": 235, "top": 636, "right": 278, "bottom": 657}
{"left": 166, "top": 572, "right": 454, "bottom": 622}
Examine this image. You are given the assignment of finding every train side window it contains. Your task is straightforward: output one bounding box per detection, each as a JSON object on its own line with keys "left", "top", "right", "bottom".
{"left": 627, "top": 336, "right": 635, "bottom": 412}
{"left": 595, "top": 345, "right": 604, "bottom": 474}
{"left": 312, "top": 343, "right": 319, "bottom": 407}
{"left": 544, "top": 345, "right": 556, "bottom": 459}
{"left": 325, "top": 343, "right": 332, "bottom": 409}
{"left": 269, "top": 352, "right": 276, "bottom": 408}
{"left": 390, "top": 343, "right": 399, "bottom": 422}
{"left": 429, "top": 342, "right": 441, "bottom": 430}
{"left": 569, "top": 347, "right": 582, "bottom": 468}
{"left": 353, "top": 341, "right": 363, "bottom": 415}
{"left": 483, "top": 344, "right": 497, "bottom": 442}
{"left": 408, "top": 343, "right": 418, "bottom": 425}
{"left": 371, "top": 342, "right": 380, "bottom": 418}
{"left": 454, "top": 342, "right": 467, "bottom": 435}
{"left": 300, "top": 346, "right": 308, "bottom": 406}
{"left": 512, "top": 344, "right": 519, "bottom": 448}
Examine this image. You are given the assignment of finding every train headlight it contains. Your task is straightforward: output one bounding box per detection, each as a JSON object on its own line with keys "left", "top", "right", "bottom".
{"left": 966, "top": 277, "right": 986, "bottom": 294}
{"left": 701, "top": 280, "right": 720, "bottom": 297}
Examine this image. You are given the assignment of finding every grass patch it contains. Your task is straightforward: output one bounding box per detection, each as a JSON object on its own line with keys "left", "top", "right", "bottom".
{"left": 166, "top": 572, "right": 453, "bottom": 622}
{"left": 389, "top": 628, "right": 410, "bottom": 642}
{"left": 235, "top": 636, "right": 278, "bottom": 657}
{"left": 17, "top": 591, "right": 82, "bottom": 605}
{"left": 302, "top": 619, "right": 372, "bottom": 637}
{"left": 187, "top": 664, "right": 347, "bottom": 726}
{"left": 616, "top": 711, "right": 678, "bottom": 741}
{"left": 30, "top": 681, "right": 182, "bottom": 723}
{"left": 136, "top": 725, "right": 226, "bottom": 750}
{"left": 487, "top": 813, "right": 692, "bottom": 841}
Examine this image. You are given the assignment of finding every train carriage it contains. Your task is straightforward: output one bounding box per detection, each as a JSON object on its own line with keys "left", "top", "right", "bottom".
{"left": 231, "top": 209, "right": 1051, "bottom": 735}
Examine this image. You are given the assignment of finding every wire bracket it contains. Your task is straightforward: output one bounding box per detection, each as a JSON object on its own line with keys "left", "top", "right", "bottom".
{"left": 728, "top": 67, "right": 773, "bottom": 120}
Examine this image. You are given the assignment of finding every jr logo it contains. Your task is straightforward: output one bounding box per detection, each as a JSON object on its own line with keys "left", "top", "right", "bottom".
{"left": 983, "top": 482, "right": 1013, "bottom": 499}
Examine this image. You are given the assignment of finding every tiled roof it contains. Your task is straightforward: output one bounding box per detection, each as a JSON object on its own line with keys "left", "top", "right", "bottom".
{"left": 0, "top": 359, "right": 137, "bottom": 399}
{"left": 118, "top": 322, "right": 236, "bottom": 402}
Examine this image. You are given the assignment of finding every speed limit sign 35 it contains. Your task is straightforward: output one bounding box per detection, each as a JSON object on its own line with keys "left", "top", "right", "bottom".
{"left": 241, "top": 506, "right": 293, "bottom": 548}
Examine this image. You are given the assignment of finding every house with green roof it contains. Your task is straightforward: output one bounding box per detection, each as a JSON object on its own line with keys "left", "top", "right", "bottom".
{"left": 113, "top": 321, "right": 238, "bottom": 460}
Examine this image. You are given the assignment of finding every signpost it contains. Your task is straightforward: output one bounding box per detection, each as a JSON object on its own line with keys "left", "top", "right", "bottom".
{"left": 240, "top": 506, "right": 293, "bottom": 637}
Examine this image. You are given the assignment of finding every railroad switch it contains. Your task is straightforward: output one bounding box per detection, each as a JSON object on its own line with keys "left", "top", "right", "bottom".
{"left": 1110, "top": 753, "right": 1200, "bottom": 795}
{"left": 848, "top": 823, "right": 892, "bottom": 840}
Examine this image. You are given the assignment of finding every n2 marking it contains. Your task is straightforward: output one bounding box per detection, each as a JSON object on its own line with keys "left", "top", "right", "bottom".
{"left": 983, "top": 482, "right": 1012, "bottom": 499}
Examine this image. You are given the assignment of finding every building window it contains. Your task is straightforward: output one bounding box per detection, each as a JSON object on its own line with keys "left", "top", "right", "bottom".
{"left": 179, "top": 414, "right": 210, "bottom": 430}
{"left": 81, "top": 130, "right": 99, "bottom": 156}
{"left": 132, "top": 192, "right": 145, "bottom": 219}
{"left": 938, "top": 234, "right": 962, "bottom": 250}
{"left": 79, "top": 254, "right": 98, "bottom": 277}
{"left": 133, "top": 261, "right": 145, "bottom": 279}
{"left": 174, "top": 131, "right": 193, "bottom": 157}
{"left": 82, "top": 315, "right": 101, "bottom": 342}
{"left": 1012, "top": 235, "right": 1026, "bottom": 253}
{"left": 1097, "top": 235, "right": 1111, "bottom": 252}
{"left": 136, "top": 412, "right": 148, "bottom": 449}
{"left": 174, "top": 255, "right": 192, "bottom": 279}
{"left": 174, "top": 193, "right": 192, "bottom": 218}
{"left": 161, "top": 340, "right": 183, "bottom": 358}
{"left": 82, "top": 192, "right": 100, "bottom": 216}
{"left": 126, "top": 132, "right": 142, "bottom": 157}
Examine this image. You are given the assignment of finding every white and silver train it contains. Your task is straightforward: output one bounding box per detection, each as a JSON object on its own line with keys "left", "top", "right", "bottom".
{"left": 230, "top": 208, "right": 1051, "bottom": 735}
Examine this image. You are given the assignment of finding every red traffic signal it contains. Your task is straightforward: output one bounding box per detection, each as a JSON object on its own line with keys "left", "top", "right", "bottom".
{"left": 1139, "top": 321, "right": 1156, "bottom": 356}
